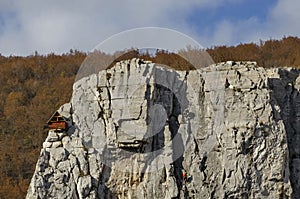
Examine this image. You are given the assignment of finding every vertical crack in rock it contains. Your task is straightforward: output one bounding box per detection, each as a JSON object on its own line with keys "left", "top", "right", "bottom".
{"left": 105, "top": 72, "right": 112, "bottom": 111}
{"left": 95, "top": 87, "right": 107, "bottom": 136}
{"left": 94, "top": 71, "right": 113, "bottom": 136}
{"left": 200, "top": 153, "right": 208, "bottom": 181}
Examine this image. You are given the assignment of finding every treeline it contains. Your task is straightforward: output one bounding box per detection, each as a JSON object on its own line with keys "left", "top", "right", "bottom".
{"left": 103, "top": 36, "right": 300, "bottom": 70}
{"left": 1, "top": 36, "right": 300, "bottom": 198}
{"left": 208, "top": 36, "right": 300, "bottom": 67}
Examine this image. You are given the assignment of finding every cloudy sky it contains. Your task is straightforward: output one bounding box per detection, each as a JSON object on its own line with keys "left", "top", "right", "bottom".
{"left": 0, "top": 0, "right": 299, "bottom": 56}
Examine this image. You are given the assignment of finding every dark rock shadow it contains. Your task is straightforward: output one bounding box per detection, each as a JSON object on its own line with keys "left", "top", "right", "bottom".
{"left": 140, "top": 67, "right": 189, "bottom": 198}
{"left": 97, "top": 146, "right": 117, "bottom": 198}
{"left": 268, "top": 68, "right": 300, "bottom": 198}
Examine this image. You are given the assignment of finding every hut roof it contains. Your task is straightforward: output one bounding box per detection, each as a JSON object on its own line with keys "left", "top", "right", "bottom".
{"left": 47, "top": 111, "right": 68, "bottom": 124}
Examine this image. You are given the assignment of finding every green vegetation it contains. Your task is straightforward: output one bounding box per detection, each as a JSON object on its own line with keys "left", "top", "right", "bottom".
{"left": 1, "top": 36, "right": 300, "bottom": 198}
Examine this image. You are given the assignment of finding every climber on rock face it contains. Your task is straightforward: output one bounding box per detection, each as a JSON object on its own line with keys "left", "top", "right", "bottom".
{"left": 182, "top": 169, "right": 187, "bottom": 184}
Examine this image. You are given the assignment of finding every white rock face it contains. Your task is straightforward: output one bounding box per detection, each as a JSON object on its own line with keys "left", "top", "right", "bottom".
{"left": 27, "top": 59, "right": 300, "bottom": 198}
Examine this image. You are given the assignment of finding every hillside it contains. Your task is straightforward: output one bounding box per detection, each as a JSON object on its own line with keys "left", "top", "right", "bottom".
{"left": 1, "top": 36, "right": 300, "bottom": 198}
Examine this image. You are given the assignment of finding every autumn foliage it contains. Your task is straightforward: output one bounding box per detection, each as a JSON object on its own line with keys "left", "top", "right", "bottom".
{"left": 1, "top": 36, "right": 300, "bottom": 198}
{"left": 208, "top": 36, "right": 300, "bottom": 68}
{"left": 0, "top": 51, "right": 85, "bottom": 198}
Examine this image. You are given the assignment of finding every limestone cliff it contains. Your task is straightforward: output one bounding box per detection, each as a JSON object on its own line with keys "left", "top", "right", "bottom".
{"left": 27, "top": 59, "right": 300, "bottom": 198}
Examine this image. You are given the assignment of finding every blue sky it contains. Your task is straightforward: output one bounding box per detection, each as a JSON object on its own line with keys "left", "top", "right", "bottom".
{"left": 185, "top": 0, "right": 279, "bottom": 46}
{"left": 0, "top": 0, "right": 299, "bottom": 56}
{"left": 188, "top": 0, "right": 276, "bottom": 30}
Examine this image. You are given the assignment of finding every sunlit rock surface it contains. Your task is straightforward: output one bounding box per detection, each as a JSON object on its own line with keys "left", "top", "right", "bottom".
{"left": 27, "top": 59, "right": 300, "bottom": 198}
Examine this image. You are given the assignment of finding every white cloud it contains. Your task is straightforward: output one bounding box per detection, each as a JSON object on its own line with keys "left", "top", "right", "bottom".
{"left": 206, "top": 0, "right": 300, "bottom": 47}
{"left": 2, "top": 0, "right": 299, "bottom": 55}
{"left": 269, "top": 0, "right": 300, "bottom": 37}
{"left": 208, "top": 17, "right": 266, "bottom": 47}
{"left": 211, "top": 20, "right": 235, "bottom": 46}
{"left": 0, "top": 0, "right": 240, "bottom": 56}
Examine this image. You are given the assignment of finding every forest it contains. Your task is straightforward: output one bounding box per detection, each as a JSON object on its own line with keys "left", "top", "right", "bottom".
{"left": 1, "top": 36, "right": 300, "bottom": 198}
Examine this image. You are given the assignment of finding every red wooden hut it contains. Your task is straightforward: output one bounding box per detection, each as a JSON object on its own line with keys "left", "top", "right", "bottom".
{"left": 47, "top": 111, "right": 68, "bottom": 130}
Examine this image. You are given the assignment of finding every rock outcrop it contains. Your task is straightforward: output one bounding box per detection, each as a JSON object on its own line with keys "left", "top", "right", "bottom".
{"left": 27, "top": 59, "right": 300, "bottom": 198}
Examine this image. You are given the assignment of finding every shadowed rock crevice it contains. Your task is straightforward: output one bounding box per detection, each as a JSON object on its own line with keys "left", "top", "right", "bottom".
{"left": 268, "top": 69, "right": 300, "bottom": 198}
